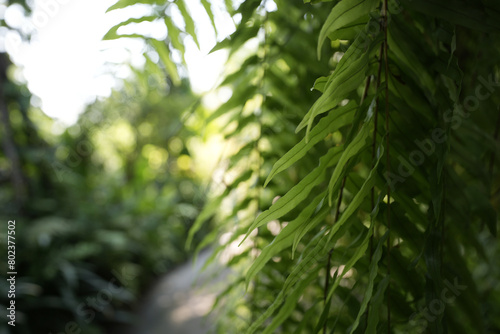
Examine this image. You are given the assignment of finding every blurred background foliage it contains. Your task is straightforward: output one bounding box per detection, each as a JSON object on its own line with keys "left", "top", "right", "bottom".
{"left": 0, "top": 26, "right": 214, "bottom": 334}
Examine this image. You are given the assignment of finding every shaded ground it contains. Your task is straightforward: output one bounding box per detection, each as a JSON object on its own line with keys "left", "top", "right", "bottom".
{"left": 129, "top": 250, "right": 228, "bottom": 334}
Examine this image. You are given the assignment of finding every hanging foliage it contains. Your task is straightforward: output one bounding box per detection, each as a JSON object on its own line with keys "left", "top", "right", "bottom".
{"left": 107, "top": 0, "right": 500, "bottom": 332}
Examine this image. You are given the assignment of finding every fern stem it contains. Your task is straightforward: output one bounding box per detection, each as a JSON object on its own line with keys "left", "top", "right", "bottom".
{"left": 323, "top": 176, "right": 347, "bottom": 334}
{"left": 382, "top": 0, "right": 391, "bottom": 331}
{"left": 370, "top": 43, "right": 384, "bottom": 259}
{"left": 323, "top": 248, "right": 333, "bottom": 332}
{"left": 364, "top": 41, "right": 384, "bottom": 331}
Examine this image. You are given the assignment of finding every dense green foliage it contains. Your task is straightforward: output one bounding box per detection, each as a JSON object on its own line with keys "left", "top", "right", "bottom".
{"left": 1, "top": 0, "right": 500, "bottom": 333}
{"left": 0, "top": 52, "right": 207, "bottom": 333}
{"left": 108, "top": 0, "right": 500, "bottom": 333}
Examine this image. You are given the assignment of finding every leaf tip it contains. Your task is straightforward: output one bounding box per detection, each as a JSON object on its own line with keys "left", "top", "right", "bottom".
{"left": 238, "top": 234, "right": 249, "bottom": 247}
{"left": 263, "top": 178, "right": 271, "bottom": 188}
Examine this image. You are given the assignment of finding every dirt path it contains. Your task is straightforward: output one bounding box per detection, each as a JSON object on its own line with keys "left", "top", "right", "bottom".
{"left": 129, "top": 250, "right": 228, "bottom": 334}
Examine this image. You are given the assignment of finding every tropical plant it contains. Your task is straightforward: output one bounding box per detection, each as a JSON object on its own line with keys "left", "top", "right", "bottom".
{"left": 106, "top": 0, "right": 500, "bottom": 332}
{"left": 1, "top": 0, "right": 498, "bottom": 332}
{"left": 107, "top": 0, "right": 500, "bottom": 332}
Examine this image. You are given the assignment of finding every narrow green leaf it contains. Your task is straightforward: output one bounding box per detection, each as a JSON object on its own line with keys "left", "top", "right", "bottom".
{"left": 349, "top": 231, "right": 388, "bottom": 334}
{"left": 449, "top": 26, "right": 457, "bottom": 66}
{"left": 103, "top": 16, "right": 157, "bottom": 40}
{"left": 201, "top": 223, "right": 251, "bottom": 272}
{"left": 193, "top": 227, "right": 219, "bottom": 262}
{"left": 388, "top": 24, "right": 436, "bottom": 95}
{"left": 283, "top": 231, "right": 330, "bottom": 294}
{"left": 164, "top": 16, "right": 185, "bottom": 62}
{"left": 103, "top": 33, "right": 147, "bottom": 41}
{"left": 210, "top": 26, "right": 260, "bottom": 55}
{"left": 211, "top": 276, "right": 244, "bottom": 311}
{"left": 106, "top": 0, "right": 165, "bottom": 12}
{"left": 326, "top": 227, "right": 371, "bottom": 301}
{"left": 186, "top": 191, "right": 226, "bottom": 249}
{"left": 200, "top": 0, "right": 218, "bottom": 35}
{"left": 261, "top": 270, "right": 318, "bottom": 334}
{"left": 312, "top": 76, "right": 329, "bottom": 93}
{"left": 245, "top": 191, "right": 327, "bottom": 286}
{"left": 245, "top": 266, "right": 322, "bottom": 334}
{"left": 300, "top": 24, "right": 383, "bottom": 136}
{"left": 175, "top": 0, "right": 200, "bottom": 48}
{"left": 240, "top": 146, "right": 343, "bottom": 246}
{"left": 327, "top": 123, "right": 371, "bottom": 206}
{"left": 317, "top": 0, "right": 378, "bottom": 59}
{"left": 237, "top": 0, "right": 261, "bottom": 27}
{"left": 328, "top": 14, "right": 369, "bottom": 41}
{"left": 313, "top": 229, "right": 368, "bottom": 332}
{"left": 220, "top": 56, "right": 259, "bottom": 86}
{"left": 292, "top": 302, "right": 321, "bottom": 334}
{"left": 365, "top": 276, "right": 390, "bottom": 334}
{"left": 150, "top": 39, "right": 181, "bottom": 85}
{"left": 297, "top": 33, "right": 373, "bottom": 136}
{"left": 327, "top": 145, "right": 383, "bottom": 242}
{"left": 292, "top": 204, "right": 330, "bottom": 258}
{"left": 265, "top": 101, "right": 357, "bottom": 186}
{"left": 206, "top": 85, "right": 259, "bottom": 124}
{"left": 224, "top": 0, "right": 234, "bottom": 14}
{"left": 245, "top": 231, "right": 331, "bottom": 334}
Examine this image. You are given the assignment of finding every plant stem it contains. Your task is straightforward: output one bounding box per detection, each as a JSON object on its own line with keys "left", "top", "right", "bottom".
{"left": 323, "top": 176, "right": 347, "bottom": 334}
{"left": 381, "top": 0, "right": 391, "bottom": 332}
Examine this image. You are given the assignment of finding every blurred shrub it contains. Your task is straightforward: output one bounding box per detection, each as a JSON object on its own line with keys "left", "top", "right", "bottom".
{"left": 0, "top": 67, "right": 209, "bottom": 333}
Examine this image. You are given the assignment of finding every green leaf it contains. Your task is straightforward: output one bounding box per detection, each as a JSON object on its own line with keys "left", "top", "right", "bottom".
{"left": 220, "top": 56, "right": 260, "bottom": 86}
{"left": 245, "top": 191, "right": 327, "bottom": 286}
{"left": 103, "top": 16, "right": 157, "bottom": 40}
{"left": 175, "top": 0, "right": 200, "bottom": 49}
{"left": 327, "top": 14, "right": 370, "bottom": 41}
{"left": 349, "top": 231, "right": 388, "bottom": 334}
{"left": 193, "top": 227, "right": 219, "bottom": 262}
{"left": 297, "top": 32, "right": 377, "bottom": 136}
{"left": 388, "top": 23, "right": 436, "bottom": 95}
{"left": 224, "top": 0, "right": 234, "bottom": 14}
{"left": 261, "top": 270, "right": 318, "bottom": 334}
{"left": 245, "top": 265, "right": 322, "bottom": 334}
{"left": 150, "top": 39, "right": 181, "bottom": 85}
{"left": 292, "top": 203, "right": 330, "bottom": 258}
{"left": 186, "top": 191, "right": 227, "bottom": 249}
{"left": 240, "top": 146, "right": 343, "bottom": 246}
{"left": 284, "top": 231, "right": 330, "bottom": 293}
{"left": 317, "top": 0, "right": 378, "bottom": 59}
{"left": 200, "top": 0, "right": 218, "bottom": 35}
{"left": 210, "top": 26, "right": 260, "bottom": 55}
{"left": 106, "top": 0, "right": 165, "bottom": 12}
{"left": 308, "top": 56, "right": 367, "bottom": 138}
{"left": 365, "top": 276, "right": 390, "bottom": 334}
{"left": 164, "top": 16, "right": 185, "bottom": 62}
{"left": 265, "top": 100, "right": 357, "bottom": 186}
{"left": 313, "top": 229, "right": 369, "bottom": 332}
{"left": 206, "top": 85, "right": 259, "bottom": 124}
{"left": 292, "top": 302, "right": 321, "bottom": 334}
{"left": 325, "top": 226, "right": 371, "bottom": 301}
{"left": 327, "top": 145, "right": 383, "bottom": 242}
{"left": 311, "top": 76, "right": 329, "bottom": 93}
{"left": 237, "top": 0, "right": 261, "bottom": 27}
{"left": 327, "top": 122, "right": 371, "bottom": 206}
{"left": 245, "top": 231, "right": 330, "bottom": 334}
